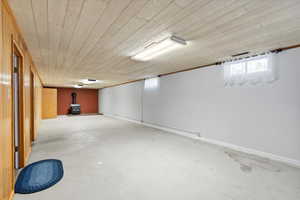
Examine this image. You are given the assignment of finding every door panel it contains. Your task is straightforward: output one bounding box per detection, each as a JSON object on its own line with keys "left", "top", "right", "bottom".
{"left": 42, "top": 88, "right": 57, "bottom": 119}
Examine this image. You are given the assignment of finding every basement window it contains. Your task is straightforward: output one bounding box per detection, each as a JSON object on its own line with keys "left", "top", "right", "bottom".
{"left": 230, "top": 62, "right": 246, "bottom": 76}
{"left": 247, "top": 57, "right": 268, "bottom": 73}
{"left": 144, "top": 77, "right": 159, "bottom": 89}
{"left": 224, "top": 54, "right": 277, "bottom": 86}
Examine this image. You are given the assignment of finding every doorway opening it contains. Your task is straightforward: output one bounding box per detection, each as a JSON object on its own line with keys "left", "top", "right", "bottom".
{"left": 30, "top": 70, "right": 35, "bottom": 143}
{"left": 12, "top": 41, "right": 25, "bottom": 170}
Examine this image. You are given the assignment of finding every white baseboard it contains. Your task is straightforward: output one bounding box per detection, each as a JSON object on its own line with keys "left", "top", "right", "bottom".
{"left": 103, "top": 114, "right": 300, "bottom": 168}
{"left": 103, "top": 113, "right": 142, "bottom": 124}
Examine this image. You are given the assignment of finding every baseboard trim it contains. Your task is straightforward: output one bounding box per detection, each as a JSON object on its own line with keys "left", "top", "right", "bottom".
{"left": 103, "top": 114, "right": 300, "bottom": 168}
{"left": 9, "top": 190, "right": 14, "bottom": 200}
{"left": 103, "top": 113, "right": 142, "bottom": 124}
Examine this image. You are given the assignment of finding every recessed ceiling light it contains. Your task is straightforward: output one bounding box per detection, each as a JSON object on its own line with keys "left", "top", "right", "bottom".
{"left": 80, "top": 79, "right": 102, "bottom": 84}
{"left": 131, "top": 35, "right": 187, "bottom": 61}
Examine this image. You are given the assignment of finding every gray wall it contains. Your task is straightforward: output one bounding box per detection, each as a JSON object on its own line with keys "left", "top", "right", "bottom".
{"left": 99, "top": 81, "right": 143, "bottom": 121}
{"left": 99, "top": 48, "right": 300, "bottom": 162}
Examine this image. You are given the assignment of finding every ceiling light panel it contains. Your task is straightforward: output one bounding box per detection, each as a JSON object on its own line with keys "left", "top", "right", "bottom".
{"left": 131, "top": 36, "right": 187, "bottom": 61}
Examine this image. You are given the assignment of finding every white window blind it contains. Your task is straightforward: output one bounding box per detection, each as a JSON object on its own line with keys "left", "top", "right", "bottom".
{"left": 224, "top": 54, "right": 277, "bottom": 86}
{"left": 144, "top": 77, "right": 159, "bottom": 89}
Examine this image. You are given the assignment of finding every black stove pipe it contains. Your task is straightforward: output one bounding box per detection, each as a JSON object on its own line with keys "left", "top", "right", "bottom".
{"left": 71, "top": 92, "right": 77, "bottom": 104}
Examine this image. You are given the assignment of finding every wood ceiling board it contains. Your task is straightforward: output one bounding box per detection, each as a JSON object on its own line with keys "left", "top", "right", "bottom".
{"left": 59, "top": 0, "right": 109, "bottom": 77}
{"left": 31, "top": 0, "right": 48, "bottom": 76}
{"left": 65, "top": 0, "right": 133, "bottom": 75}
{"left": 47, "top": 0, "right": 69, "bottom": 84}
{"left": 82, "top": 0, "right": 150, "bottom": 61}
{"left": 52, "top": 0, "right": 86, "bottom": 83}
{"left": 7, "top": 0, "right": 300, "bottom": 88}
{"left": 9, "top": 0, "right": 42, "bottom": 69}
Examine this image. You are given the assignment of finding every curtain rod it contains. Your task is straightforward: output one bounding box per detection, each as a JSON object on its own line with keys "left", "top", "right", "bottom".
{"left": 221, "top": 48, "right": 283, "bottom": 63}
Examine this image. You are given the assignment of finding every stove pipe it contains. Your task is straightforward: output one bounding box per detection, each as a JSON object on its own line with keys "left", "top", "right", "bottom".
{"left": 71, "top": 92, "right": 77, "bottom": 104}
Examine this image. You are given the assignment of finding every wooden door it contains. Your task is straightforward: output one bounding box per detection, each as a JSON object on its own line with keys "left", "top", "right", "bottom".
{"left": 42, "top": 88, "right": 57, "bottom": 119}
{"left": 0, "top": 3, "right": 14, "bottom": 199}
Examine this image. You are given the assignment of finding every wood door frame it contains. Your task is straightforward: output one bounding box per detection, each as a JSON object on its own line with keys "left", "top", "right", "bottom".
{"left": 30, "top": 70, "right": 35, "bottom": 143}
{"left": 11, "top": 38, "right": 25, "bottom": 169}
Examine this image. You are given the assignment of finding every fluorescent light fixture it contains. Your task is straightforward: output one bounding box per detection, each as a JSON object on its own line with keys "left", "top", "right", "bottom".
{"left": 144, "top": 77, "right": 159, "bottom": 89}
{"left": 80, "top": 79, "right": 102, "bottom": 84}
{"left": 131, "top": 36, "right": 187, "bottom": 61}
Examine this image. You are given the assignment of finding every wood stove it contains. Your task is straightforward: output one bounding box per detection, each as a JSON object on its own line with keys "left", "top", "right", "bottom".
{"left": 69, "top": 92, "right": 80, "bottom": 115}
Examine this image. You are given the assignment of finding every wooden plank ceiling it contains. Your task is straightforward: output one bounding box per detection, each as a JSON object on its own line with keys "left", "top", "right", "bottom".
{"left": 8, "top": 0, "right": 300, "bottom": 88}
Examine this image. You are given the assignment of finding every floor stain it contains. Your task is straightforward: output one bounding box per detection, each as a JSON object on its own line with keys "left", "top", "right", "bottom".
{"left": 225, "top": 151, "right": 282, "bottom": 173}
{"left": 240, "top": 164, "right": 252, "bottom": 173}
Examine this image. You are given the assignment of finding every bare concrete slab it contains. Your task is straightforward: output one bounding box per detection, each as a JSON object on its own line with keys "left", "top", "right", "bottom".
{"left": 14, "top": 115, "right": 300, "bottom": 200}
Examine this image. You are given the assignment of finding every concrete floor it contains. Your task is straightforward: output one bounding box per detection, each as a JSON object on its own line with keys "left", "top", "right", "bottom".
{"left": 15, "top": 115, "right": 300, "bottom": 200}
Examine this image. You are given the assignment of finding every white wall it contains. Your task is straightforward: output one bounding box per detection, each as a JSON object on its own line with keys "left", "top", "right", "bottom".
{"left": 99, "top": 48, "right": 300, "bottom": 163}
{"left": 99, "top": 81, "right": 143, "bottom": 121}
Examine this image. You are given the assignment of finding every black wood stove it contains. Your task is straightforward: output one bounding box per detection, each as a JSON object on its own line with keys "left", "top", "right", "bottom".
{"left": 69, "top": 92, "right": 80, "bottom": 115}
